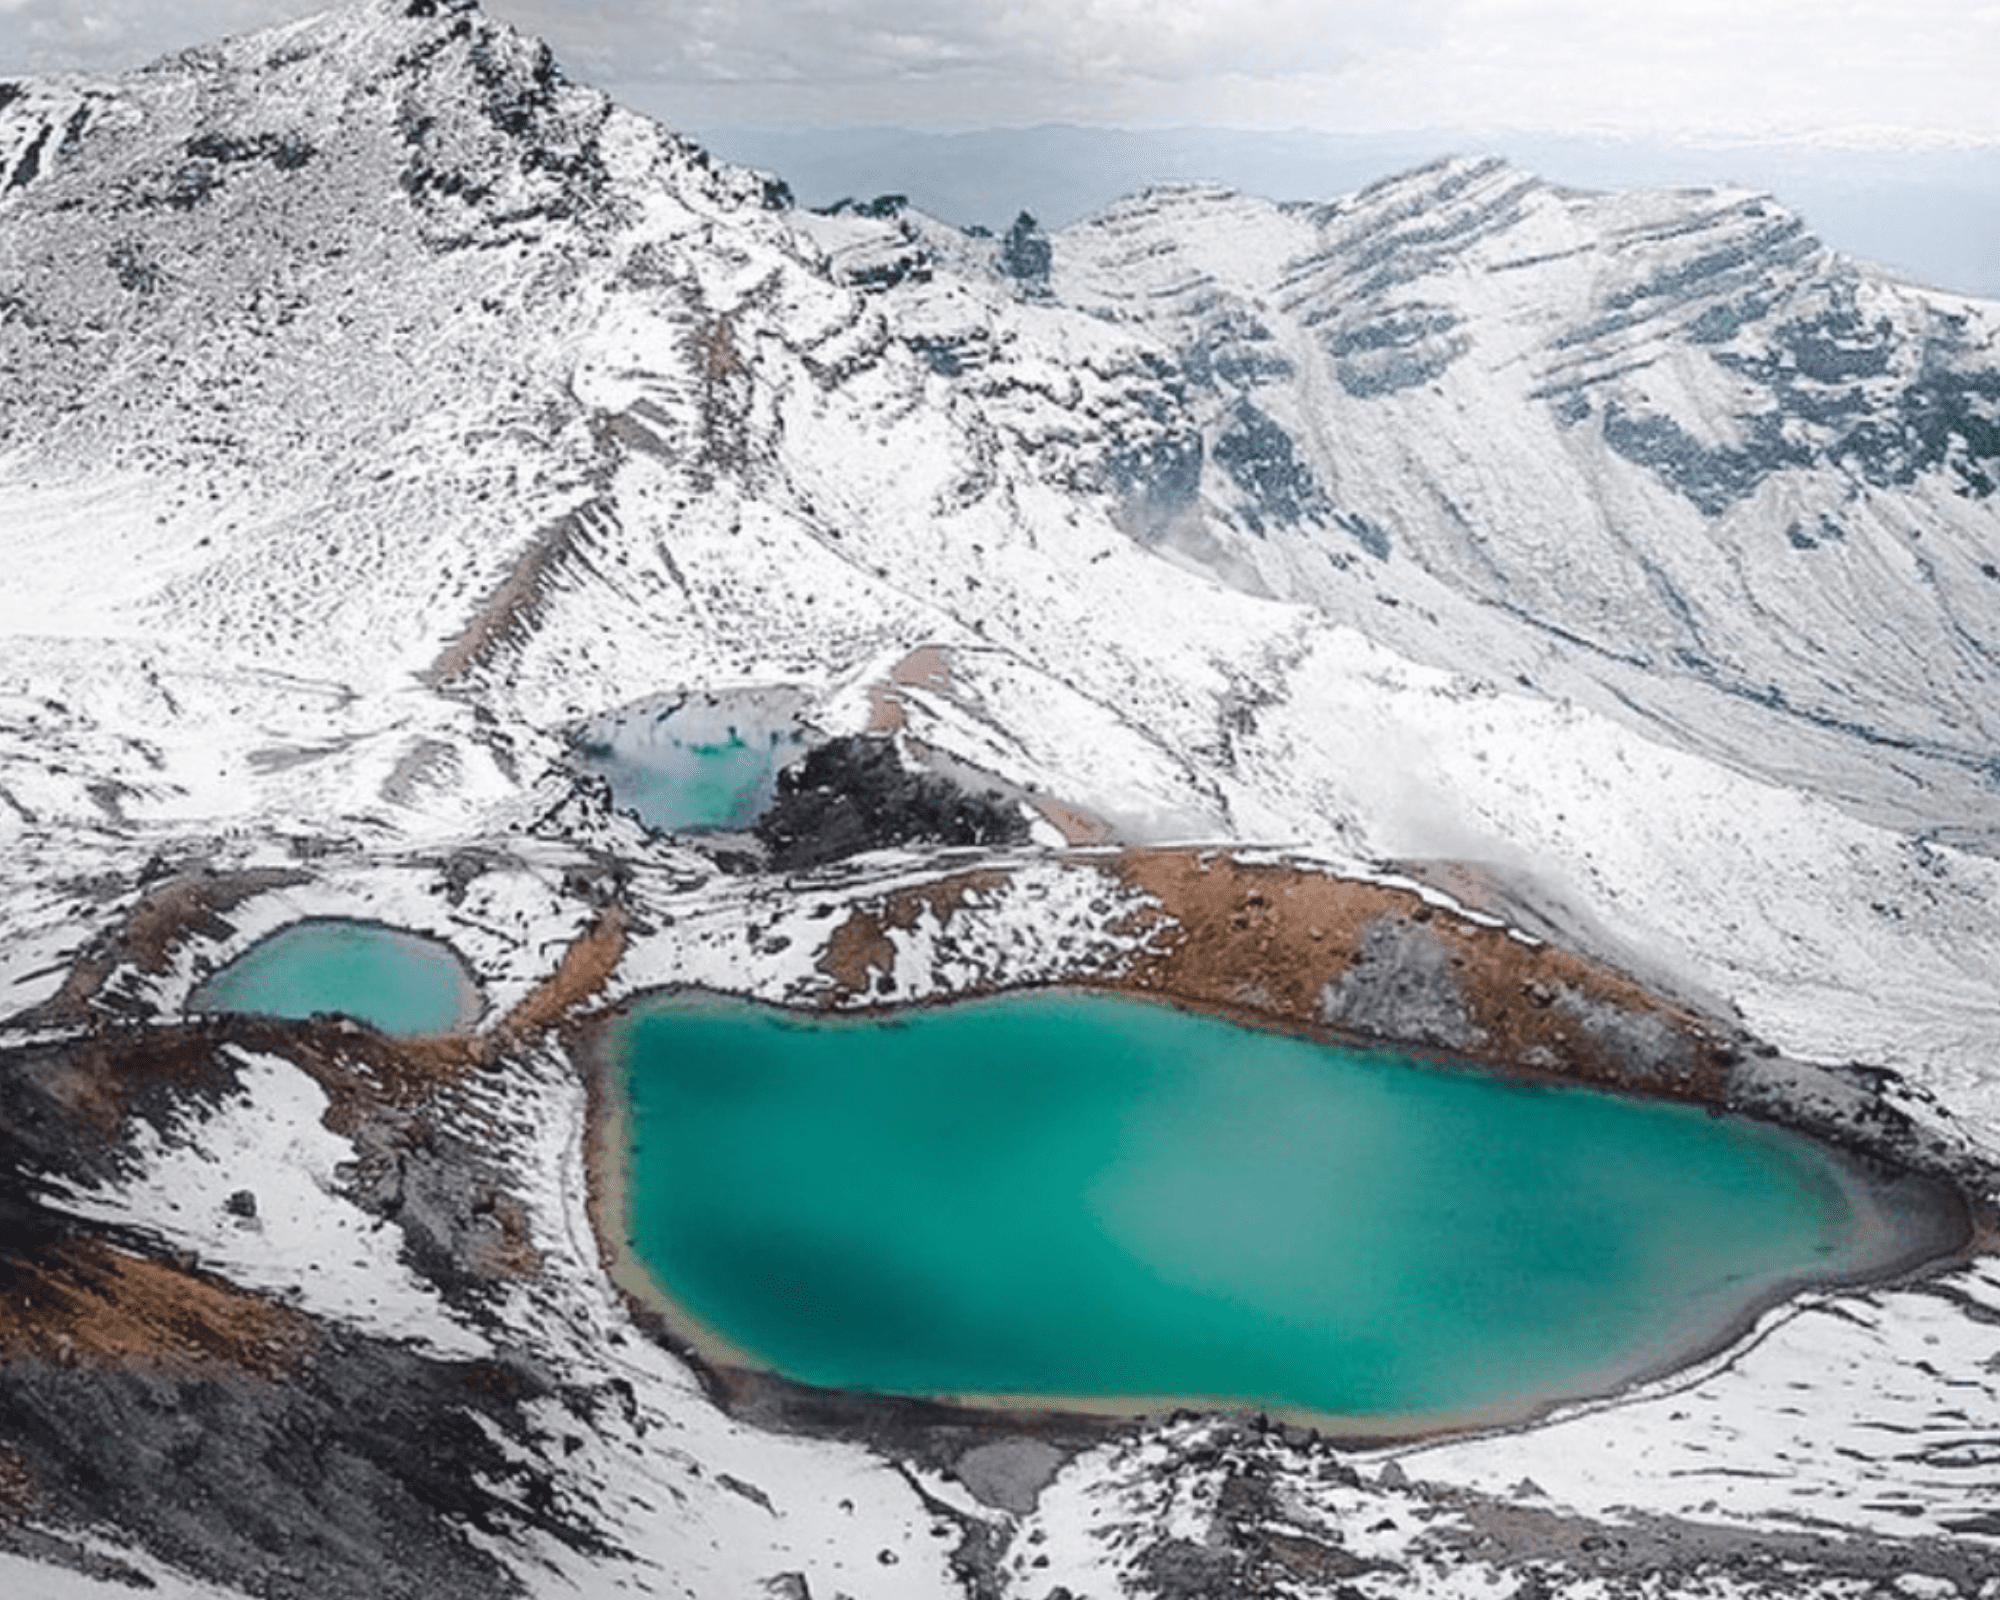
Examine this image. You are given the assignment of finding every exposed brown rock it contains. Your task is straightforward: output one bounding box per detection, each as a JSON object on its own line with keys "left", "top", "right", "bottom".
{"left": 277, "top": 1020, "right": 480, "bottom": 1130}
{"left": 26, "top": 866, "right": 310, "bottom": 1025}
{"left": 1108, "top": 849, "right": 1733, "bottom": 1102}
{"left": 491, "top": 904, "right": 629, "bottom": 1047}
{"left": 0, "top": 1230, "right": 591, "bottom": 1599}
{"left": 1028, "top": 792, "right": 1118, "bottom": 847}
{"left": 423, "top": 503, "right": 609, "bottom": 689}
{"left": 0, "top": 1235, "right": 316, "bottom": 1378}
{"left": 818, "top": 910, "right": 900, "bottom": 997}
{"left": 815, "top": 869, "right": 1011, "bottom": 1000}
{"left": 867, "top": 642, "right": 957, "bottom": 735}
{"left": 808, "top": 848, "right": 1733, "bottom": 1101}
{"left": 695, "top": 313, "right": 750, "bottom": 470}
{"left": 3, "top": 1024, "right": 244, "bottom": 1151}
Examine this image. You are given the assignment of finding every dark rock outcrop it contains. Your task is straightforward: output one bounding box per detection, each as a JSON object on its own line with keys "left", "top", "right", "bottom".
{"left": 754, "top": 737, "right": 1030, "bottom": 872}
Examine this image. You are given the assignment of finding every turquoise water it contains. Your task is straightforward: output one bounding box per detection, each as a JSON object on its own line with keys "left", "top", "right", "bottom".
{"left": 575, "top": 696, "right": 807, "bottom": 833}
{"left": 192, "top": 919, "right": 479, "bottom": 1036}
{"left": 618, "top": 990, "right": 1902, "bottom": 1422}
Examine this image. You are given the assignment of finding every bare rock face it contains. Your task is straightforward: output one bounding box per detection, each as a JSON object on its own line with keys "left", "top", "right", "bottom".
{"left": 1317, "top": 918, "right": 1486, "bottom": 1051}
{"left": 0, "top": 1320, "right": 596, "bottom": 1600}
{"left": 1547, "top": 983, "right": 1700, "bottom": 1086}
{"left": 0, "top": 1022, "right": 597, "bottom": 1600}
{"left": 755, "top": 736, "right": 1031, "bottom": 870}
{"left": 1030, "top": 164, "right": 2000, "bottom": 848}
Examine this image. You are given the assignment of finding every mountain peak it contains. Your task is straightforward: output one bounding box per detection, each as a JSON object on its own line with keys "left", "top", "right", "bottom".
{"left": 0, "top": 0, "right": 629, "bottom": 248}
{"left": 136, "top": 0, "right": 491, "bottom": 77}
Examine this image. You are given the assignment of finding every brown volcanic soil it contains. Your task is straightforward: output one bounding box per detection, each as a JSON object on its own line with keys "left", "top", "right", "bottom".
{"left": 1030, "top": 791, "right": 1119, "bottom": 847}
{"left": 1107, "top": 849, "right": 1738, "bottom": 1102}
{"left": 806, "top": 847, "right": 1739, "bottom": 1104}
{"left": 2, "top": 896, "right": 637, "bottom": 1345}
{"left": 424, "top": 506, "right": 598, "bottom": 689}
{"left": 489, "top": 903, "right": 629, "bottom": 1047}
{"left": 28, "top": 886, "right": 629, "bottom": 1133}
{"left": 0, "top": 1219, "right": 606, "bottom": 1600}
{"left": 4, "top": 1024, "right": 244, "bottom": 1152}
{"left": 815, "top": 868, "right": 1013, "bottom": 998}
{"left": 0, "top": 1234, "right": 317, "bottom": 1378}
{"left": 25, "top": 866, "right": 311, "bottom": 1026}
{"left": 866, "top": 642, "right": 955, "bottom": 734}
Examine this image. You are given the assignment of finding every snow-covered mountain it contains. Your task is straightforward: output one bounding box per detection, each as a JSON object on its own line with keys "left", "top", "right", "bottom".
{"left": 814, "top": 162, "right": 2000, "bottom": 849}
{"left": 3, "top": 3, "right": 2000, "bottom": 1596}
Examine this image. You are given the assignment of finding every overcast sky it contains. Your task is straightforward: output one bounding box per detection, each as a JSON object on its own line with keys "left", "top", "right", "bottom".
{"left": 1, "top": 0, "right": 1996, "bottom": 145}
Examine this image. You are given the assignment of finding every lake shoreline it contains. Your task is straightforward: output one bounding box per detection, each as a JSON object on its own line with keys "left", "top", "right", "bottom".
{"left": 188, "top": 915, "right": 486, "bottom": 1036}
{"left": 577, "top": 967, "right": 1979, "bottom": 1454}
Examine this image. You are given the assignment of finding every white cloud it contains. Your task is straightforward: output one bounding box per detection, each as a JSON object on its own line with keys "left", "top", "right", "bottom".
{"left": 0, "top": 0, "right": 320, "bottom": 72}
{"left": 1420, "top": 0, "right": 2000, "bottom": 140}
{"left": 526, "top": 0, "right": 1999, "bottom": 140}
{"left": 491, "top": 0, "right": 1457, "bottom": 89}
{"left": 0, "top": 0, "right": 1993, "bottom": 143}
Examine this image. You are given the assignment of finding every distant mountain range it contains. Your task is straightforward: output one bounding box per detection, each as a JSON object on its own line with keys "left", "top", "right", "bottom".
{"left": 677, "top": 121, "right": 2000, "bottom": 301}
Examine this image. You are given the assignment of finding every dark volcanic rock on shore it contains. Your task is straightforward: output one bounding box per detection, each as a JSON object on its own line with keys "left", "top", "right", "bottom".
{"left": 0, "top": 1025, "right": 614, "bottom": 1599}
{"left": 755, "top": 735, "right": 1031, "bottom": 871}
{"left": 0, "top": 1304, "right": 609, "bottom": 1600}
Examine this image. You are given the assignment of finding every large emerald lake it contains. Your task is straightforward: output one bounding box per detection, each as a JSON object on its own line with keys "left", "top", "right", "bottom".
{"left": 191, "top": 919, "right": 480, "bottom": 1036}
{"left": 616, "top": 990, "right": 1927, "bottom": 1424}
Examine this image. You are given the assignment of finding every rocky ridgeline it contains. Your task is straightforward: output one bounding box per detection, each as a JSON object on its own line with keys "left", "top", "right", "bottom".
{"left": 806, "top": 151, "right": 2000, "bottom": 844}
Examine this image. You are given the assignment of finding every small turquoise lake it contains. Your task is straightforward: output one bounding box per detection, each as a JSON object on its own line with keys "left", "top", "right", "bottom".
{"left": 614, "top": 990, "right": 1929, "bottom": 1425}
{"left": 574, "top": 691, "right": 809, "bottom": 833}
{"left": 191, "top": 919, "right": 480, "bottom": 1036}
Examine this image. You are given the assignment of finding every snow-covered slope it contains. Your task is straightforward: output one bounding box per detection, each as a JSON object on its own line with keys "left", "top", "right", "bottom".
{"left": 3, "top": 3, "right": 1999, "bottom": 1596}
{"left": 1037, "top": 165, "right": 2000, "bottom": 849}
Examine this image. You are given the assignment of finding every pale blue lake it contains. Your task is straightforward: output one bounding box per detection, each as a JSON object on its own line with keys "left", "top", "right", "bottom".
{"left": 191, "top": 919, "right": 480, "bottom": 1036}
{"left": 574, "top": 691, "right": 809, "bottom": 833}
